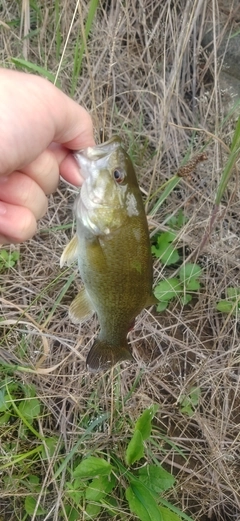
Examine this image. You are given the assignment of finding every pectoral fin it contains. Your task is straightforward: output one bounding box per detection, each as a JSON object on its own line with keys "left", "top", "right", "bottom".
{"left": 69, "top": 288, "right": 95, "bottom": 324}
{"left": 86, "top": 339, "right": 133, "bottom": 372}
{"left": 60, "top": 235, "right": 79, "bottom": 267}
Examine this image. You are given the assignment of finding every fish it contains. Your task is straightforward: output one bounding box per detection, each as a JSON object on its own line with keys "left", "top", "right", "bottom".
{"left": 60, "top": 136, "right": 154, "bottom": 372}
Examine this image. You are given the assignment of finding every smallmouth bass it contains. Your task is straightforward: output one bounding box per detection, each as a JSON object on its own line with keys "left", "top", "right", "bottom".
{"left": 61, "top": 136, "right": 154, "bottom": 371}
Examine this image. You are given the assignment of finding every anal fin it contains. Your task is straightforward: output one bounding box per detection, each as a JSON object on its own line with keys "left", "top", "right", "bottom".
{"left": 69, "top": 288, "right": 95, "bottom": 324}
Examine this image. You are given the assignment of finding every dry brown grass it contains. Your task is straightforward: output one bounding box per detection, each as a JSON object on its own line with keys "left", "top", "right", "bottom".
{"left": 0, "top": 1, "right": 240, "bottom": 520}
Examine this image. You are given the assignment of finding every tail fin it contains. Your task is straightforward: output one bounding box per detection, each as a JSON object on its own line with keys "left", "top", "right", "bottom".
{"left": 86, "top": 338, "right": 133, "bottom": 372}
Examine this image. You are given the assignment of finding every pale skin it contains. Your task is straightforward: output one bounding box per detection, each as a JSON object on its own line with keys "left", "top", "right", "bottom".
{"left": 0, "top": 69, "right": 95, "bottom": 245}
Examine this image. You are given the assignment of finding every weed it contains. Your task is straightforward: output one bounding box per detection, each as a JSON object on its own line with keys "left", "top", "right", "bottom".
{"left": 179, "top": 387, "right": 201, "bottom": 417}
{"left": 216, "top": 287, "right": 240, "bottom": 315}
{"left": 60, "top": 405, "right": 193, "bottom": 521}
{"left": 0, "top": 248, "right": 19, "bottom": 271}
{"left": 152, "top": 214, "right": 203, "bottom": 311}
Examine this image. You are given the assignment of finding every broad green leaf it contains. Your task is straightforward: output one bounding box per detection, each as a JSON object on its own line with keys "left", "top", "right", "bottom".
{"left": 216, "top": 301, "right": 235, "bottom": 313}
{"left": 73, "top": 456, "right": 112, "bottom": 478}
{"left": 179, "top": 264, "right": 202, "bottom": 282}
{"left": 18, "top": 398, "right": 41, "bottom": 422}
{"left": 189, "top": 387, "right": 201, "bottom": 406}
{"left": 226, "top": 287, "right": 240, "bottom": 299}
{"left": 152, "top": 232, "right": 179, "bottom": 265}
{"left": 64, "top": 505, "right": 79, "bottom": 521}
{"left": 159, "top": 505, "right": 182, "bottom": 521}
{"left": 185, "top": 279, "right": 201, "bottom": 291}
{"left": 157, "top": 301, "right": 169, "bottom": 311}
{"left": 158, "top": 231, "right": 177, "bottom": 244}
{"left": 41, "top": 436, "right": 59, "bottom": 458}
{"left": 28, "top": 475, "right": 40, "bottom": 485}
{"left": 138, "top": 464, "right": 175, "bottom": 494}
{"left": 11, "top": 251, "right": 20, "bottom": 261}
{"left": 126, "top": 482, "right": 162, "bottom": 521}
{"left": 180, "top": 387, "right": 201, "bottom": 416}
{"left": 85, "top": 503, "right": 101, "bottom": 518}
{"left": 66, "top": 479, "right": 84, "bottom": 504}
{"left": 23, "top": 383, "right": 36, "bottom": 398}
{"left": 103, "top": 495, "right": 118, "bottom": 515}
{"left": 0, "top": 250, "right": 8, "bottom": 260}
{"left": 0, "top": 412, "right": 10, "bottom": 425}
{"left": 72, "top": 477, "right": 84, "bottom": 490}
{"left": 85, "top": 474, "right": 116, "bottom": 501}
{"left": 66, "top": 488, "right": 83, "bottom": 505}
{"left": 154, "top": 279, "right": 182, "bottom": 302}
{"left": 125, "top": 430, "right": 144, "bottom": 466}
{"left": 167, "top": 209, "right": 188, "bottom": 229}
{"left": 135, "top": 404, "right": 159, "bottom": 440}
{"left": 24, "top": 496, "right": 45, "bottom": 516}
{"left": 180, "top": 294, "right": 192, "bottom": 305}
{"left": 160, "top": 246, "right": 180, "bottom": 266}
{"left": 180, "top": 404, "right": 194, "bottom": 417}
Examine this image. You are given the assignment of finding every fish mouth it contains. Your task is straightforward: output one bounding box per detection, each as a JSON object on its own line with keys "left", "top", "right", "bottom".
{"left": 74, "top": 136, "right": 122, "bottom": 179}
{"left": 74, "top": 136, "right": 125, "bottom": 213}
{"left": 76, "top": 136, "right": 122, "bottom": 161}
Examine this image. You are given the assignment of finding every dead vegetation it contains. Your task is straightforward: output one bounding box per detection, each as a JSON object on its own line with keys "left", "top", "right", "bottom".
{"left": 0, "top": 1, "right": 240, "bottom": 520}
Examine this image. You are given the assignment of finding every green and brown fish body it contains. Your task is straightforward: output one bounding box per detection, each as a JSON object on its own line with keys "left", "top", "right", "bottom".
{"left": 61, "top": 137, "right": 153, "bottom": 371}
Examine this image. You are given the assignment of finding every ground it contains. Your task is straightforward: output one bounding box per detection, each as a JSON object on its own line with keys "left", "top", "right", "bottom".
{"left": 0, "top": 1, "right": 240, "bottom": 521}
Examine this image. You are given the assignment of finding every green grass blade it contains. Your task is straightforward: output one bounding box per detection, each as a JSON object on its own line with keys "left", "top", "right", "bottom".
{"left": 53, "top": 412, "right": 110, "bottom": 479}
{"left": 70, "top": 0, "right": 99, "bottom": 96}
{"left": 11, "top": 58, "right": 61, "bottom": 86}
{"left": 55, "top": 0, "right": 62, "bottom": 60}
{"left": 215, "top": 117, "right": 240, "bottom": 205}
{"left": 158, "top": 497, "right": 194, "bottom": 521}
{"left": 149, "top": 176, "right": 180, "bottom": 216}
{"left": 0, "top": 446, "right": 43, "bottom": 471}
{"left": 230, "top": 116, "right": 240, "bottom": 151}
{"left": 42, "top": 273, "right": 75, "bottom": 327}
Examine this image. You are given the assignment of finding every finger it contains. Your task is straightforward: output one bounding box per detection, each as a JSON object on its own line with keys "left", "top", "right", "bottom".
{"left": 48, "top": 143, "right": 83, "bottom": 186}
{"left": 0, "top": 172, "right": 47, "bottom": 219}
{"left": 0, "top": 70, "right": 95, "bottom": 176}
{"left": 0, "top": 201, "right": 37, "bottom": 244}
{"left": 22, "top": 148, "right": 60, "bottom": 195}
{"left": 59, "top": 154, "right": 84, "bottom": 185}
{"left": 22, "top": 145, "right": 84, "bottom": 189}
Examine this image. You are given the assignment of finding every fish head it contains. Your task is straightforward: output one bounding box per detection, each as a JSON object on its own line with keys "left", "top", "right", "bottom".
{"left": 74, "top": 137, "right": 142, "bottom": 235}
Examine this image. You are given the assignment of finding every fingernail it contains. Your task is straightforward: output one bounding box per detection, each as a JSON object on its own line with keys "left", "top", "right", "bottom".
{"left": 0, "top": 176, "right": 9, "bottom": 184}
{"left": 0, "top": 202, "right": 7, "bottom": 215}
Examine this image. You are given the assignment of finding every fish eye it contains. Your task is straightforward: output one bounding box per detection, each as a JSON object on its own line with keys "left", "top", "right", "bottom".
{"left": 113, "top": 168, "right": 125, "bottom": 183}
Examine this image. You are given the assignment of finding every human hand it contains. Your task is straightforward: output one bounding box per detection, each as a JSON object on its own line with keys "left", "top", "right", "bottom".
{"left": 0, "top": 69, "right": 95, "bottom": 245}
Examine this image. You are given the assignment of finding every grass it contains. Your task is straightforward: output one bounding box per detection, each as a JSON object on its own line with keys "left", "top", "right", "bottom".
{"left": 1, "top": 1, "right": 240, "bottom": 520}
